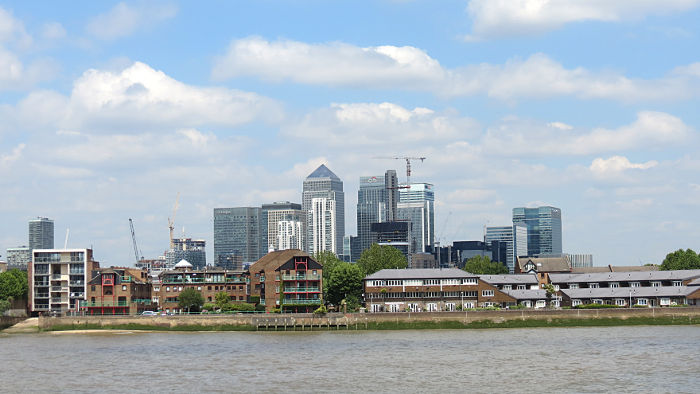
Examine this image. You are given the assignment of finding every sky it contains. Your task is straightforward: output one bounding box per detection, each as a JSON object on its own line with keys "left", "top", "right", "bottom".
{"left": 1, "top": 0, "right": 699, "bottom": 267}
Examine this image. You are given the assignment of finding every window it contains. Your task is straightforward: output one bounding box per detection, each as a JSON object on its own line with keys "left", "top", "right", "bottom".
{"left": 441, "top": 279, "right": 459, "bottom": 285}
{"left": 461, "top": 291, "right": 477, "bottom": 298}
{"left": 462, "top": 278, "right": 477, "bottom": 285}
{"left": 572, "top": 299, "right": 582, "bottom": 306}
{"left": 197, "top": 286, "right": 202, "bottom": 291}
{"left": 404, "top": 280, "right": 422, "bottom": 286}
{"left": 636, "top": 298, "right": 648, "bottom": 306}
{"left": 630, "top": 282, "right": 640, "bottom": 288}
{"left": 122, "top": 285, "right": 127, "bottom": 291}
{"left": 463, "top": 301, "right": 475, "bottom": 309}
{"left": 91, "top": 285, "right": 96, "bottom": 291}
{"left": 673, "top": 281, "right": 682, "bottom": 287}
{"left": 482, "top": 290, "right": 494, "bottom": 297}
{"left": 443, "top": 292, "right": 460, "bottom": 297}
{"left": 426, "top": 303, "right": 438, "bottom": 312}
{"left": 660, "top": 298, "right": 671, "bottom": 306}
{"left": 593, "top": 299, "right": 603, "bottom": 305}
{"left": 569, "top": 283, "right": 579, "bottom": 289}
{"left": 208, "top": 286, "right": 212, "bottom": 291}
{"left": 503, "top": 285, "right": 512, "bottom": 290}
{"left": 166, "top": 286, "right": 170, "bottom": 292}
{"left": 370, "top": 280, "right": 384, "bottom": 287}
{"left": 609, "top": 283, "right": 619, "bottom": 289}
{"left": 651, "top": 282, "right": 661, "bottom": 287}
{"left": 615, "top": 299, "right": 626, "bottom": 306}
{"left": 589, "top": 283, "right": 599, "bottom": 288}
{"left": 445, "top": 303, "right": 456, "bottom": 311}
{"left": 312, "top": 270, "right": 317, "bottom": 276}
{"left": 424, "top": 279, "right": 439, "bottom": 286}
{"left": 517, "top": 285, "right": 526, "bottom": 290}
{"left": 386, "top": 280, "right": 402, "bottom": 286}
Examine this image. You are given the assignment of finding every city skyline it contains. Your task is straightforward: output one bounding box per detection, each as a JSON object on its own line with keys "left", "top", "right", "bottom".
{"left": 1, "top": 2, "right": 699, "bottom": 267}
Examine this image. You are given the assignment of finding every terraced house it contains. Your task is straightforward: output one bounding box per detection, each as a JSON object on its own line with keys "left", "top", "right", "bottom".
{"left": 83, "top": 267, "right": 151, "bottom": 315}
{"left": 363, "top": 268, "right": 515, "bottom": 312}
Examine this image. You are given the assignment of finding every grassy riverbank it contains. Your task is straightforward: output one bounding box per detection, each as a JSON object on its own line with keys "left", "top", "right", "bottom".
{"left": 41, "top": 315, "right": 700, "bottom": 332}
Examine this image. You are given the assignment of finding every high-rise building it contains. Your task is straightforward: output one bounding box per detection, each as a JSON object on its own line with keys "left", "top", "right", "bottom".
{"left": 302, "top": 164, "right": 344, "bottom": 256}
{"left": 567, "top": 254, "right": 593, "bottom": 268}
{"left": 6, "top": 246, "right": 31, "bottom": 270}
{"left": 484, "top": 223, "right": 528, "bottom": 274}
{"left": 213, "top": 207, "right": 263, "bottom": 265}
{"left": 166, "top": 238, "right": 206, "bottom": 269}
{"left": 356, "top": 170, "right": 399, "bottom": 255}
{"left": 397, "top": 183, "right": 434, "bottom": 254}
{"left": 371, "top": 221, "right": 412, "bottom": 259}
{"left": 29, "top": 217, "right": 54, "bottom": 251}
{"left": 262, "top": 202, "right": 306, "bottom": 252}
{"left": 512, "top": 206, "right": 562, "bottom": 256}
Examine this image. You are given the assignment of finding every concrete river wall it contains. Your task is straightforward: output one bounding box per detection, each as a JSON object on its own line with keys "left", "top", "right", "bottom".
{"left": 38, "top": 307, "right": 700, "bottom": 331}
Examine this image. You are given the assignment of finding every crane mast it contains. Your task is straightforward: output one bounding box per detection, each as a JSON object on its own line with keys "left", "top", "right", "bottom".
{"left": 129, "top": 218, "right": 143, "bottom": 263}
{"left": 373, "top": 156, "right": 426, "bottom": 186}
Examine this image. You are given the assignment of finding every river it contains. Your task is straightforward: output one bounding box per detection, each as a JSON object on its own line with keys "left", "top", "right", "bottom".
{"left": 1, "top": 326, "right": 698, "bottom": 393}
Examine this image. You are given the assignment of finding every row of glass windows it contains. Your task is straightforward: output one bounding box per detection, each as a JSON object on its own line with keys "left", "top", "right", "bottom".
{"left": 367, "top": 291, "right": 479, "bottom": 299}
{"left": 368, "top": 278, "right": 478, "bottom": 287}
{"left": 566, "top": 281, "right": 682, "bottom": 289}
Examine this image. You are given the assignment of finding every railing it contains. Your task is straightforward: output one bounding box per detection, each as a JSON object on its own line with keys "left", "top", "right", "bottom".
{"left": 282, "top": 299, "right": 322, "bottom": 305}
{"left": 35, "top": 293, "right": 49, "bottom": 298}
{"left": 34, "top": 282, "right": 49, "bottom": 287}
{"left": 69, "top": 270, "right": 84, "bottom": 275}
{"left": 283, "top": 287, "right": 320, "bottom": 293}
{"left": 121, "top": 276, "right": 133, "bottom": 282}
{"left": 51, "top": 274, "right": 61, "bottom": 280}
{"left": 51, "top": 286, "right": 65, "bottom": 292}
{"left": 282, "top": 275, "right": 309, "bottom": 280}
{"left": 69, "top": 281, "right": 84, "bottom": 286}
{"left": 70, "top": 293, "right": 85, "bottom": 298}
{"left": 131, "top": 299, "right": 152, "bottom": 305}
{"left": 80, "top": 300, "right": 129, "bottom": 307}
{"left": 51, "top": 298, "right": 66, "bottom": 304}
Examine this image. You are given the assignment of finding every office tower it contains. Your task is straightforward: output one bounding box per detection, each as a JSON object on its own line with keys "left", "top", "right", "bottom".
{"left": 484, "top": 223, "right": 527, "bottom": 274}
{"left": 512, "top": 206, "right": 562, "bottom": 256}
{"left": 29, "top": 248, "right": 98, "bottom": 315}
{"left": 384, "top": 170, "right": 399, "bottom": 221}
{"left": 166, "top": 238, "right": 206, "bottom": 269}
{"left": 342, "top": 235, "right": 362, "bottom": 262}
{"left": 450, "top": 240, "right": 508, "bottom": 269}
{"left": 6, "top": 246, "right": 31, "bottom": 270}
{"left": 357, "top": 174, "right": 386, "bottom": 252}
{"left": 371, "top": 221, "right": 412, "bottom": 259}
{"left": 29, "top": 217, "right": 54, "bottom": 251}
{"left": 397, "top": 183, "right": 434, "bottom": 253}
{"left": 262, "top": 201, "right": 306, "bottom": 252}
{"left": 302, "top": 164, "right": 344, "bottom": 255}
{"left": 567, "top": 254, "right": 593, "bottom": 268}
{"left": 213, "top": 207, "right": 263, "bottom": 265}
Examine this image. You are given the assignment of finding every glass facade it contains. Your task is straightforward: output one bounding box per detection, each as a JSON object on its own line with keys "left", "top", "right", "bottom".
{"left": 512, "top": 206, "right": 562, "bottom": 256}
{"left": 397, "top": 183, "right": 434, "bottom": 254}
{"left": 484, "top": 224, "right": 527, "bottom": 274}
{"left": 263, "top": 202, "right": 305, "bottom": 252}
{"left": 213, "top": 207, "right": 262, "bottom": 265}
{"left": 166, "top": 238, "right": 206, "bottom": 269}
{"left": 302, "top": 165, "right": 344, "bottom": 255}
{"left": 29, "top": 217, "right": 54, "bottom": 251}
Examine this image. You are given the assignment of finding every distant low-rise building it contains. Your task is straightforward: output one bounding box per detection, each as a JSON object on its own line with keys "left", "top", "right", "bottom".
{"left": 6, "top": 246, "right": 31, "bottom": 270}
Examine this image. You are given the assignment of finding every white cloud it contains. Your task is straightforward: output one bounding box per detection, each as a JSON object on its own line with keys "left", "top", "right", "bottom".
{"left": 0, "top": 7, "right": 32, "bottom": 47}
{"left": 464, "top": 0, "right": 700, "bottom": 40}
{"left": 0, "top": 143, "right": 24, "bottom": 169}
{"left": 86, "top": 2, "right": 178, "bottom": 40}
{"left": 213, "top": 37, "right": 700, "bottom": 102}
{"left": 590, "top": 156, "right": 658, "bottom": 175}
{"left": 283, "top": 102, "right": 479, "bottom": 147}
{"left": 42, "top": 22, "right": 67, "bottom": 41}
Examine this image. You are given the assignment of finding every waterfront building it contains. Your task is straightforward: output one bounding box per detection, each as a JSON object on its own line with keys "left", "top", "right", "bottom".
{"left": 155, "top": 261, "right": 249, "bottom": 314}
{"left": 363, "top": 268, "right": 515, "bottom": 312}
{"left": 166, "top": 238, "right": 206, "bottom": 270}
{"left": 515, "top": 256, "right": 572, "bottom": 287}
{"left": 248, "top": 249, "right": 322, "bottom": 313}
{"left": 567, "top": 254, "right": 593, "bottom": 268}
{"left": 28, "top": 248, "right": 99, "bottom": 315}
{"left": 82, "top": 267, "right": 151, "bottom": 315}
{"left": 6, "top": 246, "right": 31, "bottom": 270}
{"left": 213, "top": 207, "right": 263, "bottom": 265}
{"left": 512, "top": 206, "right": 562, "bottom": 256}
{"left": 302, "top": 164, "right": 345, "bottom": 256}
{"left": 262, "top": 201, "right": 306, "bottom": 252}
{"left": 484, "top": 224, "right": 527, "bottom": 273}
{"left": 397, "top": 183, "right": 434, "bottom": 253}
{"left": 29, "top": 217, "right": 54, "bottom": 251}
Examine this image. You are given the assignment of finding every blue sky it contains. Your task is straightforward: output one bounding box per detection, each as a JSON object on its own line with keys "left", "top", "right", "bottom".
{"left": 1, "top": 0, "right": 699, "bottom": 267}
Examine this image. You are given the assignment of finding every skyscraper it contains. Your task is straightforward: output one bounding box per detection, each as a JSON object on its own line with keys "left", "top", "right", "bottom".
{"left": 262, "top": 201, "right": 306, "bottom": 252}
{"left": 166, "top": 238, "right": 206, "bottom": 269}
{"left": 512, "top": 206, "right": 562, "bottom": 256}
{"left": 485, "top": 223, "right": 527, "bottom": 273}
{"left": 397, "top": 183, "right": 434, "bottom": 253}
{"left": 29, "top": 217, "right": 54, "bottom": 251}
{"left": 302, "top": 164, "right": 344, "bottom": 255}
{"left": 213, "top": 207, "right": 263, "bottom": 265}
{"left": 356, "top": 170, "right": 399, "bottom": 254}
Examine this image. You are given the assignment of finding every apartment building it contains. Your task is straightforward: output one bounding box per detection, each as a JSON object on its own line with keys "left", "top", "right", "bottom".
{"left": 83, "top": 267, "right": 151, "bottom": 315}
{"left": 28, "top": 249, "right": 99, "bottom": 316}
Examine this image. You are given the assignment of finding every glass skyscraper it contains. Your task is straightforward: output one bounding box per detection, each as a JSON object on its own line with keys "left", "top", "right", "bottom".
{"left": 262, "top": 201, "right": 306, "bottom": 252}
{"left": 302, "top": 164, "right": 344, "bottom": 256}
{"left": 356, "top": 170, "right": 398, "bottom": 255}
{"left": 213, "top": 207, "right": 263, "bottom": 265}
{"left": 512, "top": 206, "right": 562, "bottom": 257}
{"left": 485, "top": 223, "right": 527, "bottom": 273}
{"left": 29, "top": 217, "right": 54, "bottom": 251}
{"left": 397, "top": 183, "right": 434, "bottom": 253}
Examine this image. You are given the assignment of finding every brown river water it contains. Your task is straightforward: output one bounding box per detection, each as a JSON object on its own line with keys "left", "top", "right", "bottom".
{"left": 1, "top": 325, "right": 698, "bottom": 393}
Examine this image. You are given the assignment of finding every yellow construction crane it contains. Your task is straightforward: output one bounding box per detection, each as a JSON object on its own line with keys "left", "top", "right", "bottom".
{"left": 374, "top": 156, "right": 426, "bottom": 185}
{"left": 168, "top": 192, "right": 180, "bottom": 249}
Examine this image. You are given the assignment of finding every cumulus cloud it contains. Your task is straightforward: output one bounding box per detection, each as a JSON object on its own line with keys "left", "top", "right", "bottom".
{"left": 283, "top": 102, "right": 479, "bottom": 147}
{"left": 590, "top": 156, "right": 658, "bottom": 175}
{"left": 464, "top": 0, "right": 700, "bottom": 40}
{"left": 0, "top": 7, "right": 32, "bottom": 47}
{"left": 86, "top": 2, "right": 178, "bottom": 40}
{"left": 212, "top": 37, "right": 700, "bottom": 102}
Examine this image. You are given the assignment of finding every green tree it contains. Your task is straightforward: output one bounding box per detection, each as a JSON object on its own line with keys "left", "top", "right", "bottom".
{"left": 0, "top": 269, "right": 28, "bottom": 301}
{"left": 356, "top": 244, "right": 407, "bottom": 276}
{"left": 326, "top": 262, "right": 364, "bottom": 306}
{"left": 214, "top": 291, "right": 230, "bottom": 310}
{"left": 0, "top": 298, "right": 10, "bottom": 314}
{"left": 462, "top": 255, "right": 508, "bottom": 275}
{"left": 659, "top": 249, "right": 700, "bottom": 270}
{"left": 543, "top": 283, "right": 557, "bottom": 307}
{"left": 178, "top": 288, "right": 204, "bottom": 313}
{"left": 314, "top": 251, "right": 343, "bottom": 299}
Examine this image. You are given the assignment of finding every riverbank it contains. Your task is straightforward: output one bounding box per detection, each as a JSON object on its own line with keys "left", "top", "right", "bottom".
{"left": 34, "top": 307, "right": 700, "bottom": 332}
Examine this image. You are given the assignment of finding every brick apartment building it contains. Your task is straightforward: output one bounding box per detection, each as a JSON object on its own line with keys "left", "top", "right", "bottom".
{"left": 83, "top": 267, "right": 152, "bottom": 315}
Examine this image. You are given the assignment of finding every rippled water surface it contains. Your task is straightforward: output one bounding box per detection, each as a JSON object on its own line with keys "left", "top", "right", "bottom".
{"left": 1, "top": 326, "right": 698, "bottom": 393}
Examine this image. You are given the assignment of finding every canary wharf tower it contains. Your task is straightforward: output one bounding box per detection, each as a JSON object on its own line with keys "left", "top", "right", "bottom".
{"left": 302, "top": 164, "right": 345, "bottom": 256}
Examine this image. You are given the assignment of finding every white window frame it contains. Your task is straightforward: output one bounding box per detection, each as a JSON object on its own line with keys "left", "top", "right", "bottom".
{"left": 482, "top": 290, "right": 494, "bottom": 297}
{"left": 672, "top": 281, "right": 682, "bottom": 287}
{"left": 426, "top": 303, "right": 438, "bottom": 312}
{"left": 651, "top": 281, "right": 661, "bottom": 288}
{"left": 569, "top": 283, "right": 579, "bottom": 289}
{"left": 503, "top": 285, "right": 512, "bottom": 290}
{"left": 636, "top": 298, "right": 648, "bottom": 306}
{"left": 572, "top": 299, "right": 582, "bottom": 306}
{"left": 615, "top": 299, "right": 626, "bottom": 306}
{"left": 462, "top": 278, "right": 477, "bottom": 285}
{"left": 445, "top": 302, "right": 456, "bottom": 311}
{"left": 517, "top": 285, "right": 526, "bottom": 290}
{"left": 630, "top": 282, "right": 641, "bottom": 288}
{"left": 609, "top": 282, "right": 619, "bottom": 289}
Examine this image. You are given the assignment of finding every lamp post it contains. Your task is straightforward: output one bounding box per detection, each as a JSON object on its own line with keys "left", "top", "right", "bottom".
{"left": 629, "top": 289, "right": 632, "bottom": 309}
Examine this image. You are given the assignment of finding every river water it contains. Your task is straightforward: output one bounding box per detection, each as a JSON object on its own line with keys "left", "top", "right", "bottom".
{"left": 1, "top": 326, "right": 698, "bottom": 393}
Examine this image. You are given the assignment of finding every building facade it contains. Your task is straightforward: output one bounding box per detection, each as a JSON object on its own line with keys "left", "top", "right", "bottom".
{"left": 485, "top": 224, "right": 527, "bottom": 273}
{"left": 262, "top": 201, "right": 306, "bottom": 252}
{"left": 28, "top": 248, "right": 99, "bottom": 315}
{"left": 6, "top": 246, "right": 31, "bottom": 270}
{"left": 29, "top": 217, "right": 54, "bottom": 251}
{"left": 567, "top": 254, "right": 593, "bottom": 268}
{"left": 83, "top": 267, "right": 151, "bottom": 315}
{"left": 166, "top": 238, "right": 206, "bottom": 270}
{"left": 213, "top": 207, "right": 263, "bottom": 265}
{"left": 357, "top": 174, "right": 387, "bottom": 253}
{"left": 512, "top": 206, "right": 562, "bottom": 257}
{"left": 302, "top": 164, "right": 344, "bottom": 256}
{"left": 397, "top": 183, "right": 434, "bottom": 254}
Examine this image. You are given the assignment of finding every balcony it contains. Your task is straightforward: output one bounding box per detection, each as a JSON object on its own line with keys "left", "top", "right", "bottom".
{"left": 283, "top": 287, "right": 320, "bottom": 293}
{"left": 50, "top": 286, "right": 66, "bottom": 292}
{"left": 282, "top": 298, "right": 322, "bottom": 305}
{"left": 51, "top": 298, "right": 67, "bottom": 304}
{"left": 69, "top": 281, "right": 84, "bottom": 286}
{"left": 51, "top": 274, "right": 62, "bottom": 280}
{"left": 34, "top": 282, "right": 49, "bottom": 287}
{"left": 35, "top": 293, "right": 49, "bottom": 299}
{"left": 282, "top": 275, "right": 309, "bottom": 281}
{"left": 80, "top": 300, "right": 129, "bottom": 307}
{"left": 70, "top": 292, "right": 85, "bottom": 298}
{"left": 34, "top": 304, "right": 49, "bottom": 310}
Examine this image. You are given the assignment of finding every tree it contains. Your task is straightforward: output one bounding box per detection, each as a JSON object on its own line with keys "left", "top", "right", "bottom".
{"left": 659, "top": 249, "right": 700, "bottom": 270}
{"left": 326, "top": 262, "right": 364, "bottom": 306}
{"left": 462, "top": 255, "right": 508, "bottom": 275}
{"left": 0, "top": 269, "right": 28, "bottom": 301}
{"left": 314, "top": 251, "right": 343, "bottom": 299}
{"left": 543, "top": 283, "right": 557, "bottom": 307}
{"left": 178, "top": 288, "right": 204, "bottom": 313}
{"left": 214, "top": 291, "right": 230, "bottom": 310}
{"left": 356, "top": 244, "right": 407, "bottom": 276}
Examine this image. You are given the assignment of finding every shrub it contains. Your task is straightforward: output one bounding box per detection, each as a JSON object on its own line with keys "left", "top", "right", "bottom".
{"left": 509, "top": 304, "right": 525, "bottom": 310}
{"left": 202, "top": 303, "right": 216, "bottom": 312}
{"left": 574, "top": 303, "right": 619, "bottom": 309}
{"left": 271, "top": 308, "right": 281, "bottom": 313}
{"left": 670, "top": 304, "right": 689, "bottom": 308}
{"left": 633, "top": 304, "right": 649, "bottom": 308}
{"left": 314, "top": 305, "right": 327, "bottom": 315}
{"left": 230, "top": 302, "right": 255, "bottom": 312}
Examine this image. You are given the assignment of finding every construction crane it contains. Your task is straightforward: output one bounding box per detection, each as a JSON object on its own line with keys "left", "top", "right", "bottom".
{"left": 129, "top": 218, "right": 143, "bottom": 263}
{"left": 168, "top": 192, "right": 180, "bottom": 249}
{"left": 374, "top": 156, "right": 426, "bottom": 186}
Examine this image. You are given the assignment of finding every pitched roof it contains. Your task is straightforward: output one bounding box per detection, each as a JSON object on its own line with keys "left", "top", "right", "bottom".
{"left": 689, "top": 278, "right": 700, "bottom": 286}
{"left": 549, "top": 269, "right": 700, "bottom": 284}
{"left": 365, "top": 268, "right": 476, "bottom": 280}
{"left": 306, "top": 164, "right": 340, "bottom": 180}
{"left": 248, "top": 249, "right": 312, "bottom": 273}
{"left": 518, "top": 256, "right": 571, "bottom": 273}
{"left": 502, "top": 289, "right": 549, "bottom": 300}
{"left": 479, "top": 274, "right": 539, "bottom": 285}
{"left": 572, "top": 265, "right": 659, "bottom": 273}
{"left": 561, "top": 286, "right": 696, "bottom": 299}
